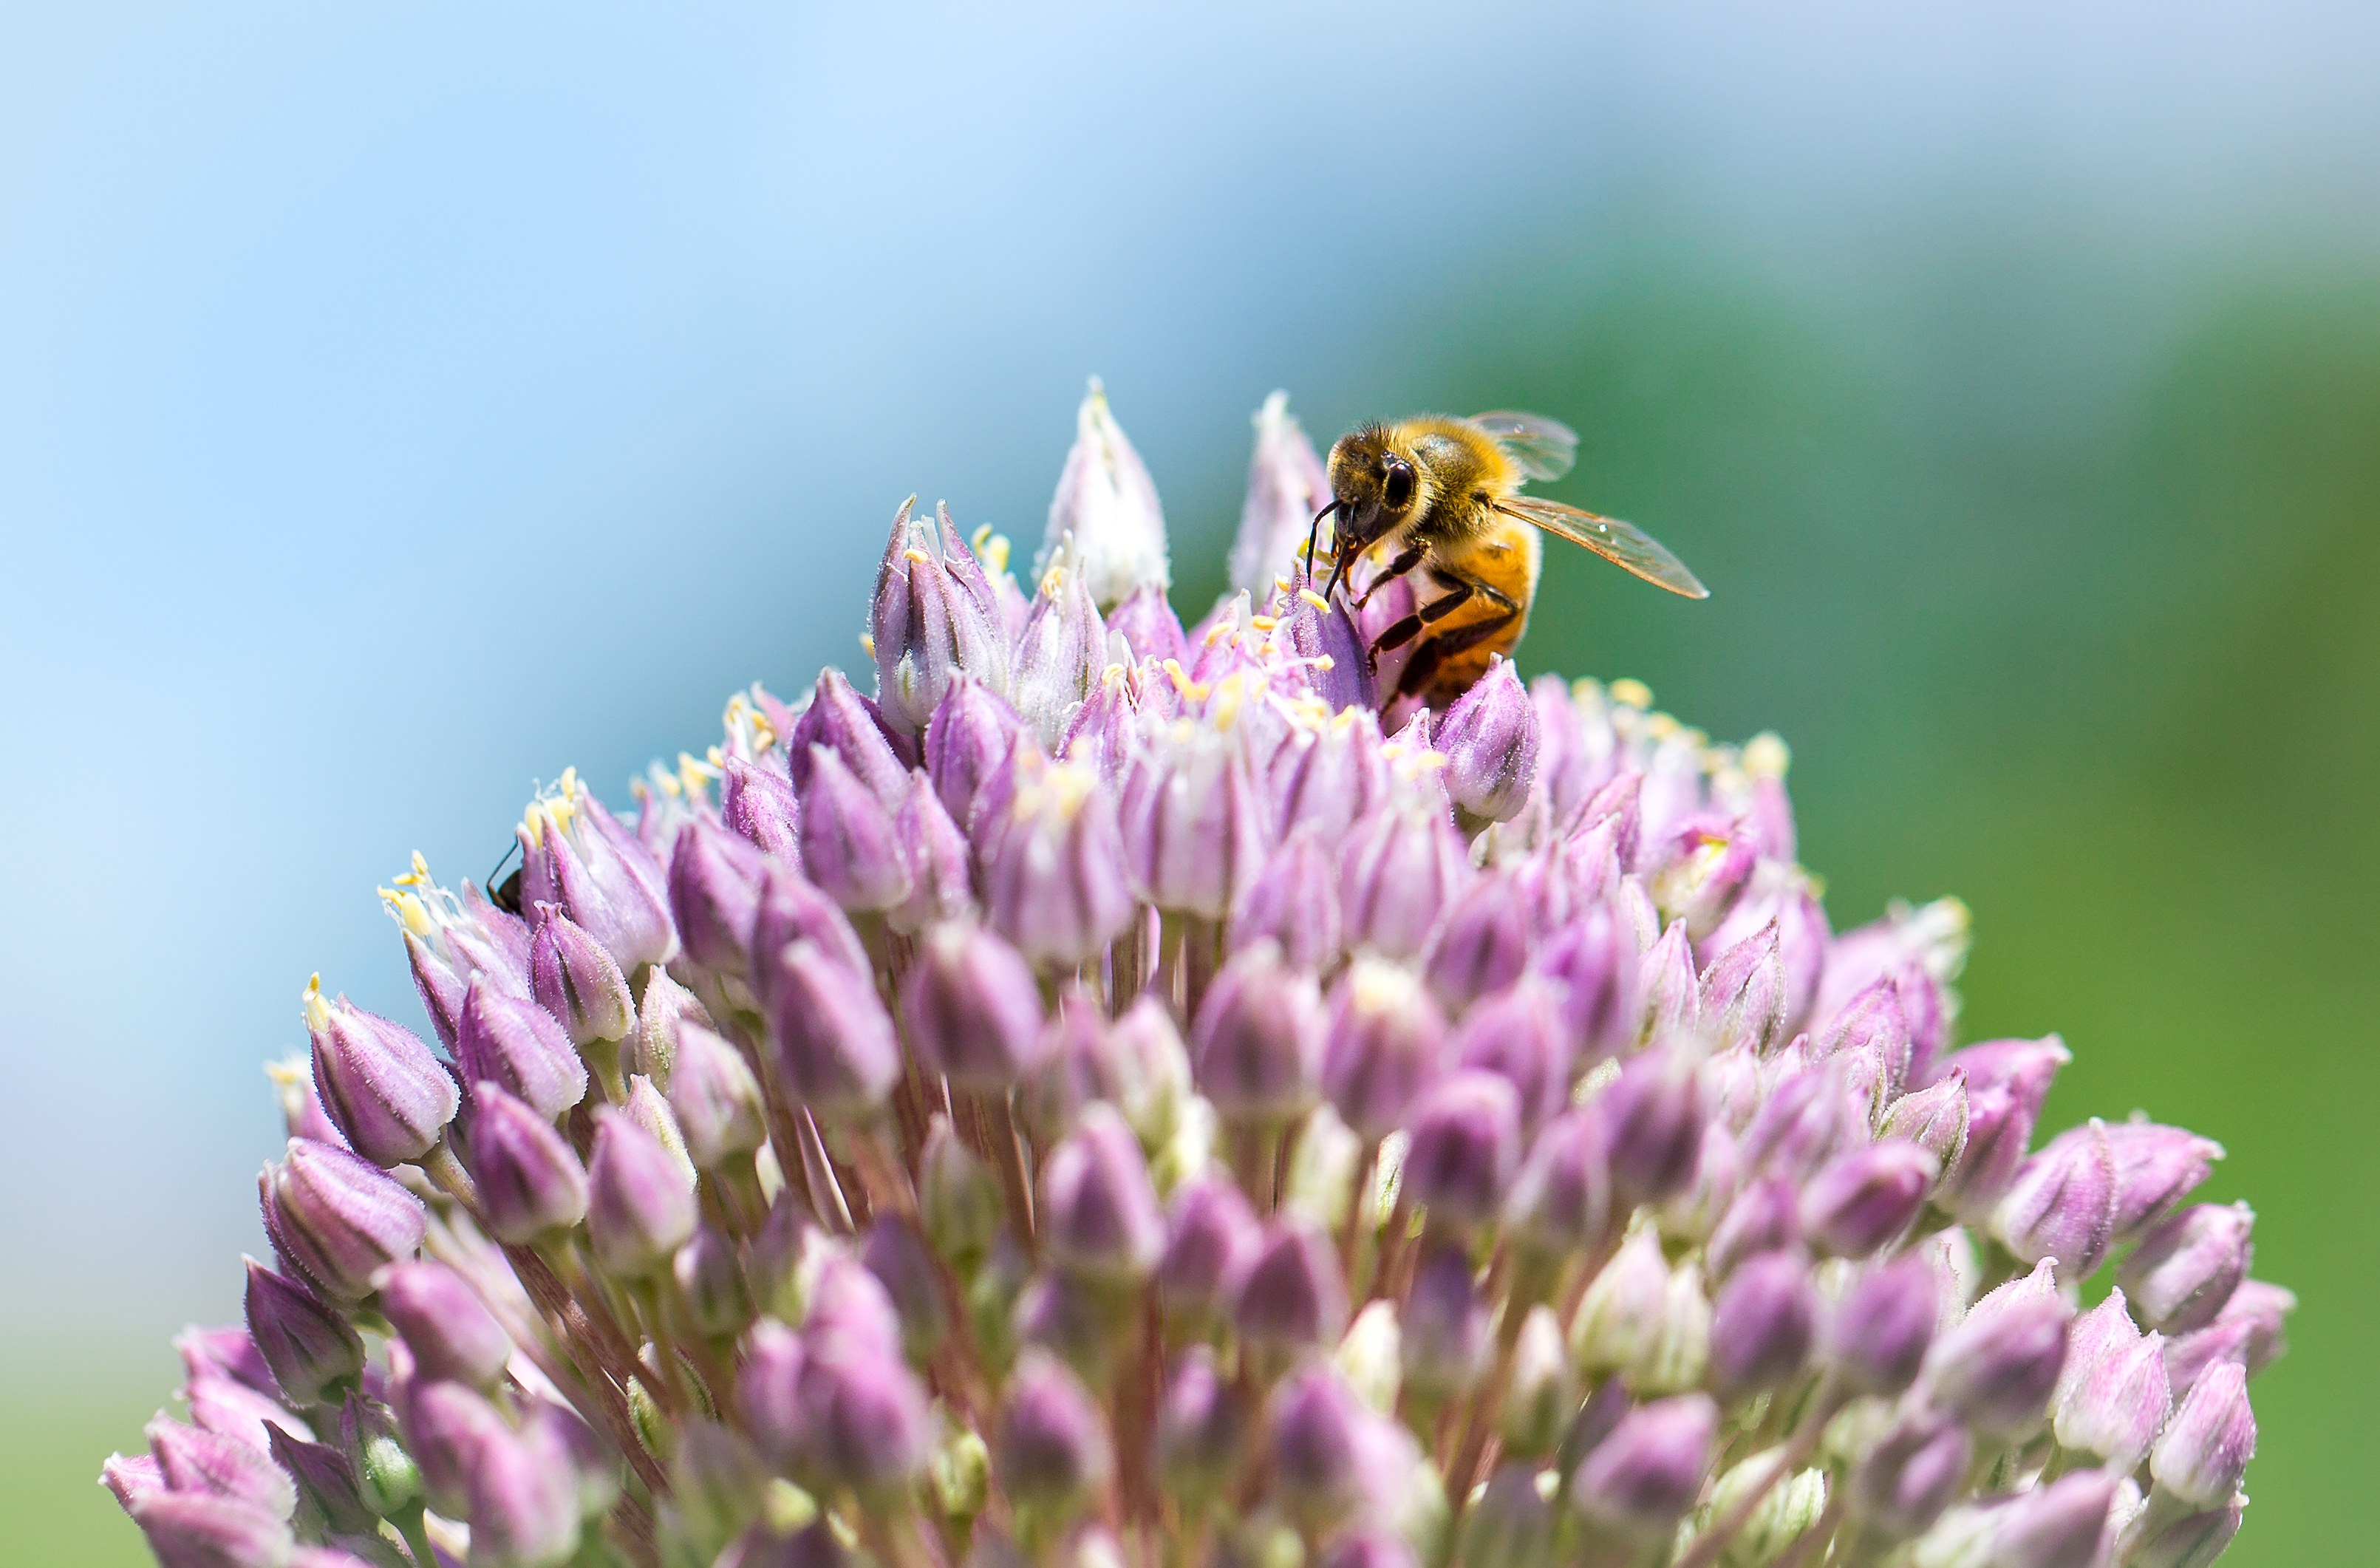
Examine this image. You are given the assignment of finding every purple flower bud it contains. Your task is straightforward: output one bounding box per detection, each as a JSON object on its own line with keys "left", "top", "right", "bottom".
{"left": 798, "top": 743, "right": 913, "bottom": 913}
{"left": 666, "top": 818, "right": 767, "bottom": 977}
{"left": 586, "top": 1105, "right": 698, "bottom": 1278}
{"left": 808, "top": 1250, "right": 913, "bottom": 1366}
{"left": 2153, "top": 1358, "right": 2257, "bottom": 1507}
{"left": 1319, "top": 958, "right": 1447, "bottom": 1143}
{"left": 659, "top": 1025, "right": 763, "bottom": 1173}
{"left": 129, "top": 1490, "right": 295, "bottom": 1568}
{"left": 396, "top": 1377, "right": 498, "bottom": 1518}
{"left": 2161, "top": 1321, "right": 2248, "bottom": 1410}
{"left": 1923, "top": 1259, "right": 2073, "bottom": 1437}
{"left": 874, "top": 498, "right": 1012, "bottom": 734}
{"left": 1571, "top": 1225, "right": 1670, "bottom": 1376}
{"left": 303, "top": 981, "right": 457, "bottom": 1168}
{"left": 1995, "top": 1117, "right": 2120, "bottom": 1278}
{"left": 101, "top": 1451, "right": 166, "bottom": 1513}
{"left": 1569, "top": 1393, "right": 1719, "bottom": 1538}
{"left": 2121, "top": 1201, "right": 2254, "bottom": 1334}
{"left": 242, "top": 1260, "right": 364, "bottom": 1407}
{"left": 1814, "top": 977, "right": 1912, "bottom": 1097}
{"left": 984, "top": 753, "right": 1133, "bottom": 964}
{"left": 147, "top": 1414, "right": 298, "bottom": 1518}
{"left": 1156, "top": 1174, "right": 1261, "bottom": 1326}
{"left": 720, "top": 753, "right": 800, "bottom": 860}
{"left": 788, "top": 668, "right": 915, "bottom": 810}
{"left": 1847, "top": 1405, "right": 1971, "bottom": 1540}
{"left": 1503, "top": 1108, "right": 1614, "bottom": 1261}
{"left": 843, "top": 1224, "right": 932, "bottom": 1363}
{"left": 1191, "top": 940, "right": 1325, "bottom": 1122}
{"left": 1118, "top": 717, "right": 1272, "bottom": 922}
{"left": 1233, "top": 1216, "right": 1348, "bottom": 1353}
{"left": 1813, "top": 896, "right": 1968, "bottom": 1033}
{"left": 2121, "top": 1491, "right": 2245, "bottom": 1568}
{"left": 1824, "top": 1252, "right": 1939, "bottom": 1397}
{"left": 264, "top": 1429, "right": 375, "bottom": 1537}
{"left": 1233, "top": 826, "right": 1344, "bottom": 972}
{"left": 1402, "top": 1247, "right": 1491, "bottom": 1400}
{"left": 1739, "top": 1059, "right": 1859, "bottom": 1186}
{"left": 1992, "top": 1465, "right": 2121, "bottom": 1568}
{"left": 2054, "top": 1306, "right": 2170, "bottom": 1473}
{"left": 1707, "top": 1249, "right": 1816, "bottom": 1400}
{"left": 1040, "top": 1105, "right": 1165, "bottom": 1284}
{"left": 737, "top": 1320, "right": 811, "bottom": 1472}
{"left": 1637, "top": 918, "right": 1702, "bottom": 1043}
{"left": 527, "top": 905, "right": 633, "bottom": 1049}
{"left": 1450, "top": 978, "right": 1572, "bottom": 1134}
{"left": 468, "top": 1080, "right": 590, "bottom": 1244}
{"left": 375, "top": 1261, "right": 510, "bottom": 1390}
{"left": 670, "top": 1223, "right": 753, "bottom": 1342}
{"left": 2214, "top": 1278, "right": 2295, "bottom": 1374}
{"left": 1061, "top": 659, "right": 1142, "bottom": 794}
{"left": 1401, "top": 1069, "right": 1524, "bottom": 1234}
{"left": 174, "top": 1326, "right": 281, "bottom": 1405}
{"left": 892, "top": 767, "right": 978, "bottom": 935}
{"left": 1650, "top": 822, "right": 1758, "bottom": 944}
{"left": 1043, "top": 380, "right": 1170, "bottom": 610}
{"left": 1801, "top": 1139, "right": 1937, "bottom": 1258}
{"left": 1931, "top": 1034, "right": 2069, "bottom": 1220}
{"left": 465, "top": 1414, "right": 582, "bottom": 1568}
{"left": 1266, "top": 1365, "right": 1377, "bottom": 1527}
{"left": 1707, "top": 1176, "right": 1801, "bottom": 1281}
{"left": 1533, "top": 901, "right": 1639, "bottom": 1063}
{"left": 1419, "top": 876, "right": 1529, "bottom": 1015}
{"left": 268, "top": 1057, "right": 351, "bottom": 1154}
{"left": 181, "top": 1372, "right": 306, "bottom": 1453}
{"left": 382, "top": 859, "right": 533, "bottom": 1054}
{"left": 791, "top": 1332, "right": 934, "bottom": 1499}
{"left": 1699, "top": 918, "right": 1787, "bottom": 1057}
{"left": 1013, "top": 552, "right": 1110, "bottom": 749}
{"left": 518, "top": 774, "right": 675, "bottom": 972}
{"left": 763, "top": 938, "right": 902, "bottom": 1119}
{"left": 924, "top": 672, "right": 1025, "bottom": 832}
{"left": 995, "top": 1352, "right": 1113, "bottom": 1510}
{"left": 918, "top": 1116, "right": 1004, "bottom": 1272}
{"left": 456, "top": 976, "right": 587, "bottom": 1122}
{"left": 1338, "top": 800, "right": 1469, "bottom": 961}
{"left": 1156, "top": 1345, "right": 1247, "bottom": 1493}
{"left": 259, "top": 1140, "right": 425, "bottom": 1302}
{"left": 750, "top": 862, "right": 871, "bottom": 997}
{"left": 1436, "top": 658, "right": 1538, "bottom": 822}
{"left": 1598, "top": 1044, "right": 1705, "bottom": 1208}
{"left": 2107, "top": 1121, "right": 2224, "bottom": 1244}
{"left": 1229, "top": 391, "right": 1331, "bottom": 596}
{"left": 901, "top": 921, "right": 1049, "bottom": 1089}
{"left": 1878, "top": 1068, "right": 1968, "bottom": 1188}
{"left": 1459, "top": 1462, "right": 1556, "bottom": 1568}
{"left": 1272, "top": 709, "right": 1391, "bottom": 847}
{"left": 1108, "top": 582, "right": 1190, "bottom": 666}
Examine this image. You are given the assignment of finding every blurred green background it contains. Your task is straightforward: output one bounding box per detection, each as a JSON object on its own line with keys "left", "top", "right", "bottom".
{"left": 5, "top": 6, "right": 2373, "bottom": 1565}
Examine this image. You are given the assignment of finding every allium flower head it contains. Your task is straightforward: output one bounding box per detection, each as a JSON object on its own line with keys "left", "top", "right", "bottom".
{"left": 107, "top": 386, "right": 2291, "bottom": 1568}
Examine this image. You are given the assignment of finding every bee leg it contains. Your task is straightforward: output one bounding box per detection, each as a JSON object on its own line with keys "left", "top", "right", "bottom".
{"left": 1368, "top": 573, "right": 1476, "bottom": 661}
{"left": 1351, "top": 543, "right": 1427, "bottom": 610}
{"left": 1393, "top": 570, "right": 1521, "bottom": 703}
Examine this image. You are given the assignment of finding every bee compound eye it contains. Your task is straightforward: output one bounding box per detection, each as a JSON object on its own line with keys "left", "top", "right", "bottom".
{"left": 1383, "top": 460, "right": 1415, "bottom": 508}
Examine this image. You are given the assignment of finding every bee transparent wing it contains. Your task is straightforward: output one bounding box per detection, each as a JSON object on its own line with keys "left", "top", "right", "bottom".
{"left": 1467, "top": 410, "right": 1578, "bottom": 481}
{"left": 1496, "top": 497, "right": 1709, "bottom": 599}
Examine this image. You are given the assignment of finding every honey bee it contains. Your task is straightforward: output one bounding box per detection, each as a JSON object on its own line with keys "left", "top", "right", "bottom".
{"left": 1312, "top": 412, "right": 1706, "bottom": 709}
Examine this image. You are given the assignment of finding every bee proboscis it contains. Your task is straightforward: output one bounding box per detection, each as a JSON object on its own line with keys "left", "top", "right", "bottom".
{"left": 1314, "top": 411, "right": 1705, "bottom": 710}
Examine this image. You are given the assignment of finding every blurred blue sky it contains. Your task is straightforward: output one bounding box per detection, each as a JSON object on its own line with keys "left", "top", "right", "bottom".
{"left": 3, "top": 0, "right": 2376, "bottom": 1357}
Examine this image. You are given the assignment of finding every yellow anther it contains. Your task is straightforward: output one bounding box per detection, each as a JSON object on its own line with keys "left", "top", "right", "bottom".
{"left": 903, "top": 546, "right": 934, "bottom": 567}
{"left": 1249, "top": 615, "right": 1278, "bottom": 632}
{"left": 1643, "top": 712, "right": 1681, "bottom": 741}
{"left": 1314, "top": 655, "right": 1335, "bottom": 671}
{"left": 393, "top": 851, "right": 432, "bottom": 888}
{"left": 971, "top": 525, "right": 1012, "bottom": 575}
{"left": 301, "top": 974, "right": 332, "bottom": 1034}
{"left": 859, "top": 634, "right": 876, "bottom": 658}
{"left": 1298, "top": 589, "right": 1331, "bottom": 613}
{"left": 1742, "top": 732, "right": 1790, "bottom": 779}
{"left": 1609, "top": 678, "right": 1653, "bottom": 709}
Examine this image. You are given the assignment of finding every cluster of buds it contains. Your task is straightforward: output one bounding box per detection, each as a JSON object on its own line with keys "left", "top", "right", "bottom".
{"left": 108, "top": 385, "right": 2289, "bottom": 1568}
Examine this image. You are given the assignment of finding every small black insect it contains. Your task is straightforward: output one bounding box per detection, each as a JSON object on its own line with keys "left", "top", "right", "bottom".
{"left": 486, "top": 839, "right": 525, "bottom": 917}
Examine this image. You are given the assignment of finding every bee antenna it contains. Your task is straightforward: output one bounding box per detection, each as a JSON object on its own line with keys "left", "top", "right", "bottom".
{"left": 1303, "top": 500, "right": 1341, "bottom": 588}
{"left": 484, "top": 837, "right": 522, "bottom": 897}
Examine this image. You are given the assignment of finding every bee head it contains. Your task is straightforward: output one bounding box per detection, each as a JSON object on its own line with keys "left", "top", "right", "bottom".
{"left": 1324, "top": 424, "right": 1420, "bottom": 561}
